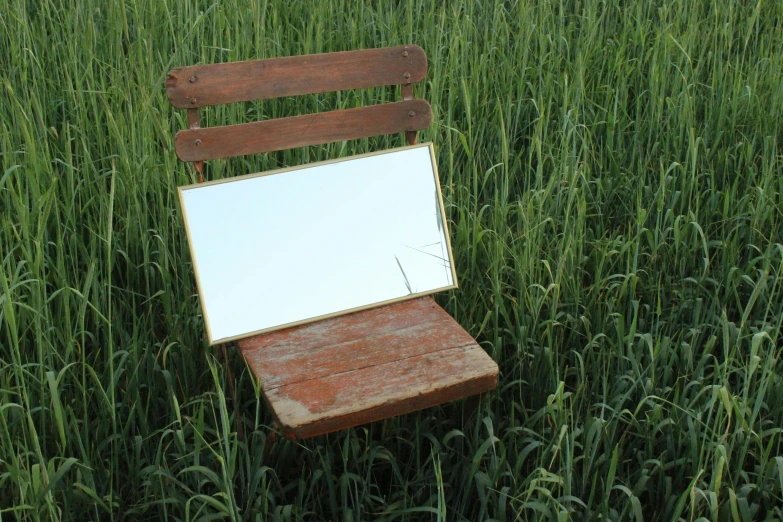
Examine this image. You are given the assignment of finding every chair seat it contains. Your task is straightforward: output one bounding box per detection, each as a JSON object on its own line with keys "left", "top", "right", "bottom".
{"left": 237, "top": 297, "right": 498, "bottom": 439}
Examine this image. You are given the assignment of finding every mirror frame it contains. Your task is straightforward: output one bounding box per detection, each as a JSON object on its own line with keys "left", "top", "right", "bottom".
{"left": 178, "top": 142, "right": 458, "bottom": 344}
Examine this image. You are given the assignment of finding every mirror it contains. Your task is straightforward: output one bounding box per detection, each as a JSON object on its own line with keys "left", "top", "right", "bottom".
{"left": 179, "top": 143, "right": 457, "bottom": 344}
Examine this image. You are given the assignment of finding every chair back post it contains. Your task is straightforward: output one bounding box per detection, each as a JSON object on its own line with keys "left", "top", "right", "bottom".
{"left": 166, "top": 45, "right": 431, "bottom": 175}
{"left": 401, "top": 46, "right": 418, "bottom": 146}
{"left": 186, "top": 108, "right": 204, "bottom": 183}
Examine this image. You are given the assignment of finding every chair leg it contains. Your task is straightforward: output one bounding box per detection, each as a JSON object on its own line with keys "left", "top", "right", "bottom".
{"left": 463, "top": 393, "right": 484, "bottom": 423}
{"left": 262, "top": 422, "right": 279, "bottom": 463}
{"left": 220, "top": 343, "right": 244, "bottom": 442}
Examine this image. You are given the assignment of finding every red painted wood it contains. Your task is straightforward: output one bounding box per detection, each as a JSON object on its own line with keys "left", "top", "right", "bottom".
{"left": 268, "top": 345, "right": 497, "bottom": 439}
{"left": 240, "top": 296, "right": 445, "bottom": 352}
{"left": 166, "top": 45, "right": 427, "bottom": 109}
{"left": 238, "top": 297, "right": 499, "bottom": 439}
{"left": 174, "top": 100, "right": 432, "bottom": 161}
{"left": 245, "top": 314, "right": 475, "bottom": 389}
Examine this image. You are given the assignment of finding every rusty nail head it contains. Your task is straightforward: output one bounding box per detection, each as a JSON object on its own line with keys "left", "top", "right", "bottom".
{"left": 189, "top": 76, "right": 196, "bottom": 83}
{"left": 408, "top": 111, "right": 415, "bottom": 117}
{"left": 195, "top": 139, "right": 202, "bottom": 146}
{"left": 403, "top": 72, "right": 411, "bottom": 79}
{"left": 190, "top": 99, "right": 197, "bottom": 105}
{"left": 402, "top": 51, "right": 409, "bottom": 57}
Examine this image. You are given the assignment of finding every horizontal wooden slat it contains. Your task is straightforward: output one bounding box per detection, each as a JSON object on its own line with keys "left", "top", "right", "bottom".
{"left": 174, "top": 100, "right": 432, "bottom": 161}
{"left": 266, "top": 344, "right": 498, "bottom": 439}
{"left": 240, "top": 296, "right": 445, "bottom": 353}
{"left": 255, "top": 319, "right": 475, "bottom": 389}
{"left": 166, "top": 45, "right": 427, "bottom": 109}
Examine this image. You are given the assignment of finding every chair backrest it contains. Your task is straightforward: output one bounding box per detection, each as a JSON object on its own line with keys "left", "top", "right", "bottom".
{"left": 166, "top": 45, "right": 432, "bottom": 180}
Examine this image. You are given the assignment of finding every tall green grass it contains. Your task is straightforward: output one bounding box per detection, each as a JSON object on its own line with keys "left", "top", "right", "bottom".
{"left": 1, "top": 0, "right": 782, "bottom": 519}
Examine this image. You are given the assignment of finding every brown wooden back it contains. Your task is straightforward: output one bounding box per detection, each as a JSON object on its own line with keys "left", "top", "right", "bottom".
{"left": 166, "top": 45, "right": 432, "bottom": 178}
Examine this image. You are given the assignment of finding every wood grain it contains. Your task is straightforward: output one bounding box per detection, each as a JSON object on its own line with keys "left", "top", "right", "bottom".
{"left": 239, "top": 296, "right": 445, "bottom": 353}
{"left": 238, "top": 297, "right": 499, "bottom": 440}
{"left": 267, "top": 345, "right": 498, "bottom": 439}
{"left": 166, "top": 45, "right": 427, "bottom": 109}
{"left": 174, "top": 99, "right": 432, "bottom": 161}
{"left": 243, "top": 310, "right": 476, "bottom": 389}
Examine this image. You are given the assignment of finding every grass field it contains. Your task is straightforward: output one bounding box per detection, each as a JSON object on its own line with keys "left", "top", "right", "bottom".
{"left": 2, "top": 0, "right": 783, "bottom": 519}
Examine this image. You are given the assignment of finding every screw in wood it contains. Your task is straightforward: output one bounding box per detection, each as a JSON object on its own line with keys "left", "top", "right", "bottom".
{"left": 190, "top": 99, "right": 197, "bottom": 105}
{"left": 189, "top": 76, "right": 196, "bottom": 83}
{"left": 195, "top": 139, "right": 202, "bottom": 146}
{"left": 408, "top": 111, "right": 415, "bottom": 117}
{"left": 403, "top": 72, "right": 411, "bottom": 79}
{"left": 402, "top": 51, "right": 409, "bottom": 57}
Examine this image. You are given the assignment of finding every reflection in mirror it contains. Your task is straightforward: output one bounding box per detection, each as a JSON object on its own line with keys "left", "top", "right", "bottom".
{"left": 179, "top": 143, "right": 456, "bottom": 344}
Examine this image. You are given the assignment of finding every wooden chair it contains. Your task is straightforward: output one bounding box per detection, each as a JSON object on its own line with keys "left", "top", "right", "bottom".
{"left": 166, "top": 45, "right": 498, "bottom": 440}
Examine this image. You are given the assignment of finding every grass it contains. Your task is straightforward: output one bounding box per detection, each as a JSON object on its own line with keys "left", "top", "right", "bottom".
{"left": 1, "top": 0, "right": 782, "bottom": 519}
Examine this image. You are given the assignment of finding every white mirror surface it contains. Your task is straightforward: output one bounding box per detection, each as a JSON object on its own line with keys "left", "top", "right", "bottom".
{"left": 179, "top": 143, "right": 456, "bottom": 344}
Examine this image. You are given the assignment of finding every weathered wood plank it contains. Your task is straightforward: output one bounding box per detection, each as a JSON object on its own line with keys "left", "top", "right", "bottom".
{"left": 266, "top": 344, "right": 498, "bottom": 439}
{"left": 240, "top": 297, "right": 476, "bottom": 389}
{"left": 244, "top": 317, "right": 476, "bottom": 389}
{"left": 238, "top": 297, "right": 499, "bottom": 440}
{"left": 174, "top": 100, "right": 432, "bottom": 161}
{"left": 166, "top": 45, "right": 427, "bottom": 109}
{"left": 239, "top": 296, "right": 443, "bottom": 352}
